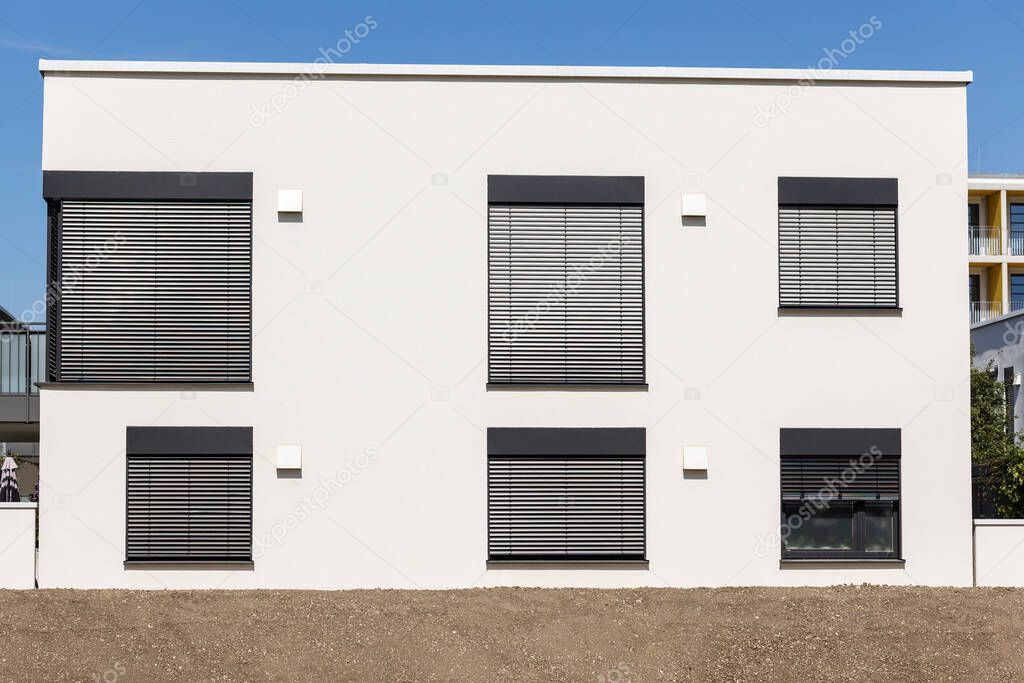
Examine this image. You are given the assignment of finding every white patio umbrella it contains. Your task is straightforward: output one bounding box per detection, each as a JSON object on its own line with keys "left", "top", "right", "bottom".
{"left": 0, "top": 445, "right": 20, "bottom": 502}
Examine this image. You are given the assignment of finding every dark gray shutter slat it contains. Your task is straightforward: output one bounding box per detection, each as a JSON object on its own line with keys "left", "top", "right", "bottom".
{"left": 779, "top": 206, "right": 897, "bottom": 307}
{"left": 57, "top": 200, "right": 252, "bottom": 382}
{"left": 780, "top": 455, "right": 900, "bottom": 501}
{"left": 126, "top": 454, "right": 252, "bottom": 561}
{"left": 488, "top": 204, "right": 644, "bottom": 384}
{"left": 487, "top": 456, "right": 645, "bottom": 560}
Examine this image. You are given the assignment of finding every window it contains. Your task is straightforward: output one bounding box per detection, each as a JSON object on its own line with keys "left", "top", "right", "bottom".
{"left": 487, "top": 176, "right": 645, "bottom": 385}
{"left": 779, "top": 428, "right": 901, "bottom": 560}
{"left": 1012, "top": 204, "right": 1024, "bottom": 256}
{"left": 487, "top": 428, "right": 645, "bottom": 562}
{"left": 1011, "top": 274, "right": 1024, "bottom": 313}
{"left": 969, "top": 274, "right": 981, "bottom": 304}
{"left": 778, "top": 177, "right": 898, "bottom": 308}
{"left": 968, "top": 203, "right": 980, "bottom": 228}
{"left": 44, "top": 171, "right": 253, "bottom": 383}
{"left": 1004, "top": 367, "right": 1017, "bottom": 435}
{"left": 126, "top": 426, "right": 253, "bottom": 563}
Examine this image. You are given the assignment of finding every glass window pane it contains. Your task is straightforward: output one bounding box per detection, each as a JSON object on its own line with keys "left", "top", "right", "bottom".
{"left": 864, "top": 504, "right": 895, "bottom": 553}
{"left": 783, "top": 504, "right": 854, "bottom": 551}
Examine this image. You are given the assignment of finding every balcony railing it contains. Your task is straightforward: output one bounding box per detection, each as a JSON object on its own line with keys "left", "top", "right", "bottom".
{"left": 0, "top": 324, "right": 45, "bottom": 396}
{"left": 969, "top": 227, "right": 1003, "bottom": 256}
{"left": 1011, "top": 229, "right": 1024, "bottom": 256}
{"left": 970, "top": 302, "right": 1003, "bottom": 324}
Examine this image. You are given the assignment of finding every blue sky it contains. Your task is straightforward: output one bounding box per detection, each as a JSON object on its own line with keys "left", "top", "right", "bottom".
{"left": 0, "top": 0, "right": 1021, "bottom": 316}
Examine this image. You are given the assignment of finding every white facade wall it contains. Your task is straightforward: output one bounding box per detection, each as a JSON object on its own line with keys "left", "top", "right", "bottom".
{"left": 38, "top": 63, "right": 972, "bottom": 588}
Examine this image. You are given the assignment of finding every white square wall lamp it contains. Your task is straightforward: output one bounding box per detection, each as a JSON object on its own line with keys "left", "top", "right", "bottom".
{"left": 681, "top": 193, "right": 707, "bottom": 218}
{"left": 278, "top": 189, "right": 303, "bottom": 213}
{"left": 276, "top": 444, "right": 302, "bottom": 469}
{"left": 683, "top": 445, "right": 709, "bottom": 471}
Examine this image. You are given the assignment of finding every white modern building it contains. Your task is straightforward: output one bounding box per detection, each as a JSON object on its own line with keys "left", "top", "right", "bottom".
{"left": 34, "top": 60, "right": 973, "bottom": 589}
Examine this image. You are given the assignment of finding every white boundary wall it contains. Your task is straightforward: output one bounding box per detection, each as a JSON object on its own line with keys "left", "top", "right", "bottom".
{"left": 0, "top": 503, "right": 36, "bottom": 589}
{"left": 975, "top": 520, "right": 1024, "bottom": 587}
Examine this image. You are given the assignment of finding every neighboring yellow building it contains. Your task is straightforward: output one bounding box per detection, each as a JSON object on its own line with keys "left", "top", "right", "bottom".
{"left": 968, "top": 175, "right": 1024, "bottom": 323}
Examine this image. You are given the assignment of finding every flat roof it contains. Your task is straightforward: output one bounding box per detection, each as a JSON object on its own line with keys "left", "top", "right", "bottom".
{"left": 969, "top": 175, "right": 1024, "bottom": 191}
{"left": 38, "top": 60, "right": 973, "bottom": 84}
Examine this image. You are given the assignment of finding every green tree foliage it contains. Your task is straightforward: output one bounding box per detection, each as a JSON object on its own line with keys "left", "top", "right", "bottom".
{"left": 971, "top": 351, "right": 1024, "bottom": 517}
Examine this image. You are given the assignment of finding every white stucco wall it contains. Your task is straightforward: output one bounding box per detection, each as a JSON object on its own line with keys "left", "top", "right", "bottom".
{"left": 975, "top": 520, "right": 1024, "bottom": 587}
{"left": 38, "top": 65, "right": 972, "bottom": 588}
{"left": 0, "top": 503, "right": 36, "bottom": 589}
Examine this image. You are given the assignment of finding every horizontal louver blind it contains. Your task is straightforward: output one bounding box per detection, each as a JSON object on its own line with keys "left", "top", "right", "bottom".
{"left": 779, "top": 206, "right": 897, "bottom": 307}
{"left": 126, "top": 454, "right": 252, "bottom": 561}
{"left": 58, "top": 200, "right": 251, "bottom": 382}
{"left": 488, "top": 455, "right": 645, "bottom": 560}
{"left": 46, "top": 201, "right": 61, "bottom": 382}
{"left": 488, "top": 204, "right": 644, "bottom": 384}
{"left": 781, "top": 456, "right": 900, "bottom": 501}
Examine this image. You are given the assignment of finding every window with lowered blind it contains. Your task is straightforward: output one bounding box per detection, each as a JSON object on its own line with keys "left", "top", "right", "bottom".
{"left": 487, "top": 176, "right": 645, "bottom": 386}
{"left": 487, "top": 428, "right": 646, "bottom": 562}
{"left": 778, "top": 177, "right": 899, "bottom": 309}
{"left": 779, "top": 428, "right": 901, "bottom": 560}
{"left": 43, "top": 171, "right": 253, "bottom": 383}
{"left": 126, "top": 426, "right": 253, "bottom": 563}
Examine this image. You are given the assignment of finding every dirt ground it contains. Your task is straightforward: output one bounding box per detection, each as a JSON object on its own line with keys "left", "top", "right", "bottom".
{"left": 2, "top": 586, "right": 1024, "bottom": 682}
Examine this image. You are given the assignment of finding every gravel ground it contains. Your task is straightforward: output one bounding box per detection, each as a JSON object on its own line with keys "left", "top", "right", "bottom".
{"left": 1, "top": 586, "right": 1023, "bottom": 681}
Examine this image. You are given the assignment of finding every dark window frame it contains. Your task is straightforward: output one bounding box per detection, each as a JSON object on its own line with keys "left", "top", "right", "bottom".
{"left": 486, "top": 175, "right": 646, "bottom": 387}
{"left": 486, "top": 427, "right": 647, "bottom": 563}
{"left": 779, "top": 428, "right": 902, "bottom": 561}
{"left": 125, "top": 426, "right": 253, "bottom": 564}
{"left": 43, "top": 171, "right": 254, "bottom": 384}
{"left": 780, "top": 499, "right": 901, "bottom": 561}
{"left": 777, "top": 177, "right": 900, "bottom": 311}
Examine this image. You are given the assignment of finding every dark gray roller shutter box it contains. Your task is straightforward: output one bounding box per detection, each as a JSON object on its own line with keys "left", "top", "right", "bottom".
{"left": 126, "top": 426, "right": 253, "bottom": 562}
{"left": 487, "top": 176, "right": 645, "bottom": 385}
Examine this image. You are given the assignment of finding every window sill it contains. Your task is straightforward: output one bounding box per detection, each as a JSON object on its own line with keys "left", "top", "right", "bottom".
{"left": 780, "top": 558, "right": 905, "bottom": 567}
{"left": 125, "top": 560, "right": 254, "bottom": 569}
{"left": 487, "top": 560, "right": 649, "bottom": 569}
{"left": 487, "top": 383, "right": 649, "bottom": 392}
{"left": 778, "top": 307, "right": 902, "bottom": 317}
{"left": 39, "top": 382, "right": 254, "bottom": 391}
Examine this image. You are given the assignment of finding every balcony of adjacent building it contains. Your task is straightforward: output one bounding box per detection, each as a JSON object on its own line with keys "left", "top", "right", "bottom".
{"left": 968, "top": 265, "right": 1024, "bottom": 323}
{"left": 0, "top": 308, "right": 43, "bottom": 440}
{"left": 968, "top": 262, "right": 1009, "bottom": 325}
{"left": 967, "top": 222, "right": 1024, "bottom": 258}
{"left": 968, "top": 226, "right": 1004, "bottom": 256}
{"left": 968, "top": 177, "right": 1024, "bottom": 257}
